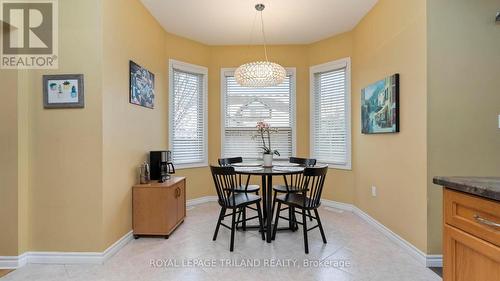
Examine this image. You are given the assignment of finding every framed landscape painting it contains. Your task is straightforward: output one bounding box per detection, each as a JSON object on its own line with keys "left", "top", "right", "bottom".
{"left": 43, "top": 74, "right": 84, "bottom": 109}
{"left": 361, "top": 74, "right": 399, "bottom": 134}
{"left": 130, "top": 60, "right": 155, "bottom": 109}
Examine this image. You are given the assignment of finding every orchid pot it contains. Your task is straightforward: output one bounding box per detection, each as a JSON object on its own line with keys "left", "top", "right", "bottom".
{"left": 263, "top": 153, "right": 273, "bottom": 167}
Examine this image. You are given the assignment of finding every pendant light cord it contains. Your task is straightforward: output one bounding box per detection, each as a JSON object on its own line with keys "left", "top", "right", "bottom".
{"left": 259, "top": 10, "right": 269, "bottom": 62}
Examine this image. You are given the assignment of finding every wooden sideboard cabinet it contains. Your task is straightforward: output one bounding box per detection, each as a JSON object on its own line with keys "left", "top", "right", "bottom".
{"left": 443, "top": 189, "right": 500, "bottom": 281}
{"left": 132, "top": 177, "right": 186, "bottom": 239}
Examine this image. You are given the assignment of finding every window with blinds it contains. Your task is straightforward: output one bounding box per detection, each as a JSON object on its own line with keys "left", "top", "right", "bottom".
{"left": 169, "top": 60, "right": 208, "bottom": 168}
{"left": 310, "top": 58, "right": 351, "bottom": 169}
{"left": 222, "top": 70, "right": 295, "bottom": 160}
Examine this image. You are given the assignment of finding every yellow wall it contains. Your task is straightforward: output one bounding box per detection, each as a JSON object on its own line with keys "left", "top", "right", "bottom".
{"left": 352, "top": 0, "right": 428, "bottom": 252}
{"left": 307, "top": 32, "right": 356, "bottom": 206}
{"left": 101, "top": 0, "right": 212, "bottom": 249}
{"left": 307, "top": 0, "right": 429, "bottom": 253}
{"left": 427, "top": 0, "right": 500, "bottom": 254}
{"left": 27, "top": 0, "right": 104, "bottom": 252}
{"left": 17, "top": 70, "right": 30, "bottom": 254}
{"left": 0, "top": 70, "right": 19, "bottom": 256}
{"left": 6, "top": 0, "right": 483, "bottom": 257}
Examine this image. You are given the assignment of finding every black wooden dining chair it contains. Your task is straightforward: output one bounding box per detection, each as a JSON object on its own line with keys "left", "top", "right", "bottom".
{"left": 211, "top": 165, "right": 265, "bottom": 251}
{"left": 218, "top": 157, "right": 260, "bottom": 194}
{"left": 272, "top": 166, "right": 328, "bottom": 254}
{"left": 219, "top": 157, "right": 261, "bottom": 230}
{"left": 271, "top": 157, "right": 317, "bottom": 223}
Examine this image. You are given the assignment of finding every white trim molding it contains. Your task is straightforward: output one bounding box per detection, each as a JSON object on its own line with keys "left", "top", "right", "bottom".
{"left": 168, "top": 59, "right": 209, "bottom": 169}
{"left": 310, "top": 57, "right": 352, "bottom": 170}
{"left": 0, "top": 231, "right": 133, "bottom": 269}
{"left": 0, "top": 254, "right": 27, "bottom": 269}
{"left": 2, "top": 198, "right": 442, "bottom": 270}
{"left": 220, "top": 67, "right": 297, "bottom": 159}
{"left": 320, "top": 199, "right": 441, "bottom": 268}
{"left": 186, "top": 196, "right": 218, "bottom": 207}
{"left": 186, "top": 196, "right": 442, "bottom": 268}
{"left": 425, "top": 255, "right": 443, "bottom": 267}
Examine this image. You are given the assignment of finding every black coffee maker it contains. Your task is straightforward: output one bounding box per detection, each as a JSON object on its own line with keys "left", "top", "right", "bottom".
{"left": 150, "top": 151, "right": 175, "bottom": 183}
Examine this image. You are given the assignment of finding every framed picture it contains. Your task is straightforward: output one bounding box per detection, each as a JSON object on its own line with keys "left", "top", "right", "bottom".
{"left": 361, "top": 74, "right": 400, "bottom": 134}
{"left": 43, "top": 74, "right": 84, "bottom": 108}
{"left": 129, "top": 60, "right": 155, "bottom": 109}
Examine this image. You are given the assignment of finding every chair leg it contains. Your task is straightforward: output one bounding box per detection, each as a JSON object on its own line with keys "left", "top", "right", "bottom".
{"left": 213, "top": 207, "right": 226, "bottom": 241}
{"left": 271, "top": 191, "right": 277, "bottom": 219}
{"left": 288, "top": 205, "right": 294, "bottom": 230}
{"left": 236, "top": 207, "right": 242, "bottom": 228}
{"left": 291, "top": 207, "right": 298, "bottom": 230}
{"left": 256, "top": 203, "right": 265, "bottom": 241}
{"left": 230, "top": 209, "right": 236, "bottom": 252}
{"left": 242, "top": 207, "right": 246, "bottom": 231}
{"left": 308, "top": 210, "right": 313, "bottom": 221}
{"left": 272, "top": 202, "right": 281, "bottom": 240}
{"left": 302, "top": 209, "right": 309, "bottom": 254}
{"left": 314, "top": 209, "right": 327, "bottom": 244}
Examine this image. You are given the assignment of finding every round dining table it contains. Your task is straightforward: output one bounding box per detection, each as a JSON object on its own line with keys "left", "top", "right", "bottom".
{"left": 233, "top": 164, "right": 305, "bottom": 243}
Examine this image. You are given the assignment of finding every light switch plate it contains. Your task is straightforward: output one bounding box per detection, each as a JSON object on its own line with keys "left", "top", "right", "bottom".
{"left": 498, "top": 114, "right": 500, "bottom": 128}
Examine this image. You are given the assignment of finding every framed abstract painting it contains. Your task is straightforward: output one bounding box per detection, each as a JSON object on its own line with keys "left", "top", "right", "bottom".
{"left": 130, "top": 60, "right": 155, "bottom": 109}
{"left": 361, "top": 74, "right": 400, "bottom": 134}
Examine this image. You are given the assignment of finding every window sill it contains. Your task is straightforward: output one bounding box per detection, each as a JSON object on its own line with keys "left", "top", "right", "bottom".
{"left": 174, "top": 162, "right": 208, "bottom": 170}
{"left": 318, "top": 163, "right": 352, "bottom": 171}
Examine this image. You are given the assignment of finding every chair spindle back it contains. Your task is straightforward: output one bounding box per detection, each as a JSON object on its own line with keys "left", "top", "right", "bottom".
{"left": 284, "top": 157, "right": 317, "bottom": 192}
{"left": 218, "top": 157, "right": 249, "bottom": 190}
{"left": 301, "top": 166, "right": 328, "bottom": 209}
{"left": 210, "top": 165, "right": 238, "bottom": 206}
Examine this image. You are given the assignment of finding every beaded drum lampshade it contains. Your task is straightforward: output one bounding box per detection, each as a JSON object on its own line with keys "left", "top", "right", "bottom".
{"left": 235, "top": 4, "right": 286, "bottom": 87}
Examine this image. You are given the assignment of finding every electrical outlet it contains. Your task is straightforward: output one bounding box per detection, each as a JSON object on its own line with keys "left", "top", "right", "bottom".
{"left": 371, "top": 186, "right": 377, "bottom": 197}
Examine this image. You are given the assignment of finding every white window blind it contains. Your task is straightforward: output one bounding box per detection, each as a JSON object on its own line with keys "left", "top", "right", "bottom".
{"left": 222, "top": 71, "right": 295, "bottom": 160}
{"left": 169, "top": 60, "right": 208, "bottom": 168}
{"left": 310, "top": 58, "right": 351, "bottom": 169}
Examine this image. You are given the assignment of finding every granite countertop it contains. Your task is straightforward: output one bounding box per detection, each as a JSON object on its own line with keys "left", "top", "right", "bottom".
{"left": 433, "top": 176, "right": 500, "bottom": 202}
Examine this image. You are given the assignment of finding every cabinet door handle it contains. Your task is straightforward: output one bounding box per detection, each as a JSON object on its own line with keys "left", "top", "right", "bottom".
{"left": 474, "top": 214, "right": 500, "bottom": 228}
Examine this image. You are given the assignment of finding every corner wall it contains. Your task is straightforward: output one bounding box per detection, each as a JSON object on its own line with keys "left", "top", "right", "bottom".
{"left": 427, "top": 0, "right": 500, "bottom": 254}
{"left": 307, "top": 0, "right": 429, "bottom": 253}
{"left": 351, "top": 0, "right": 428, "bottom": 253}
{"left": 2, "top": 0, "right": 442, "bottom": 257}
{"left": 307, "top": 32, "right": 356, "bottom": 207}
{"left": 102, "top": 0, "right": 212, "bottom": 249}
{"left": 27, "top": 0, "right": 104, "bottom": 252}
{"left": 0, "top": 70, "right": 19, "bottom": 256}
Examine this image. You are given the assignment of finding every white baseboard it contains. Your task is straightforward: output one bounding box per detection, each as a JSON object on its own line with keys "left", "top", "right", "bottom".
{"left": 0, "top": 196, "right": 216, "bottom": 270}
{"left": 320, "top": 199, "right": 354, "bottom": 212}
{"left": 186, "top": 196, "right": 218, "bottom": 207}
{"left": 426, "top": 255, "right": 443, "bottom": 267}
{"left": 1, "top": 197, "right": 443, "bottom": 270}
{"left": 321, "top": 199, "right": 442, "bottom": 268}
{"left": 0, "top": 254, "right": 27, "bottom": 269}
{"left": 189, "top": 196, "right": 442, "bottom": 267}
{"left": 102, "top": 230, "right": 134, "bottom": 262}
{"left": 0, "top": 231, "right": 133, "bottom": 269}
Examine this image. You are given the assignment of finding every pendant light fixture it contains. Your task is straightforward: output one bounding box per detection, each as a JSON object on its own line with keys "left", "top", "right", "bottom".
{"left": 235, "top": 3, "right": 286, "bottom": 87}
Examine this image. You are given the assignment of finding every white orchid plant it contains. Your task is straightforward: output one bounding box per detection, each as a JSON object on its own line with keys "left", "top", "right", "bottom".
{"left": 254, "top": 121, "right": 280, "bottom": 156}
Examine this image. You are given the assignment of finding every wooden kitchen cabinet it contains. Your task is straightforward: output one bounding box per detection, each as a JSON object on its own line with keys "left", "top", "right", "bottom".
{"left": 443, "top": 189, "right": 500, "bottom": 281}
{"left": 132, "top": 177, "right": 186, "bottom": 239}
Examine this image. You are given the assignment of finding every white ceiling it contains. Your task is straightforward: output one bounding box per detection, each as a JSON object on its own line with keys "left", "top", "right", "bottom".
{"left": 140, "top": 0, "right": 378, "bottom": 45}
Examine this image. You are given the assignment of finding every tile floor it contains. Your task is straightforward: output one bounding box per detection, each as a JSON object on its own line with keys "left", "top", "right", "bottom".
{"left": 1, "top": 202, "right": 442, "bottom": 281}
